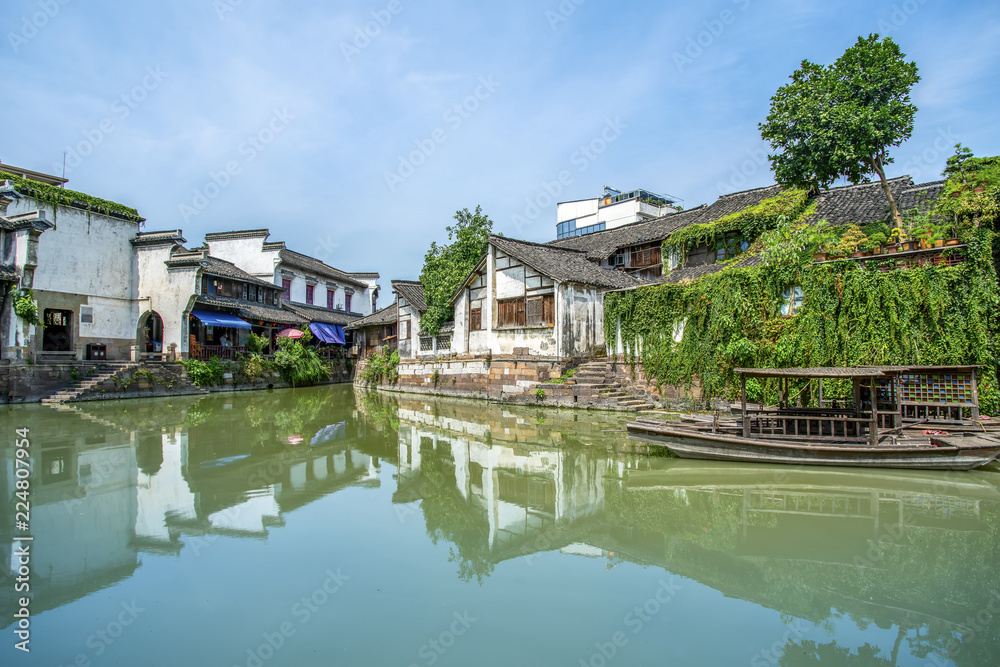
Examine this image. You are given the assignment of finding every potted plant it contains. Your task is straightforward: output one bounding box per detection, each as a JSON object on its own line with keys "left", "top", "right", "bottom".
{"left": 864, "top": 232, "right": 888, "bottom": 255}
{"left": 888, "top": 227, "right": 908, "bottom": 252}
{"left": 837, "top": 224, "right": 868, "bottom": 259}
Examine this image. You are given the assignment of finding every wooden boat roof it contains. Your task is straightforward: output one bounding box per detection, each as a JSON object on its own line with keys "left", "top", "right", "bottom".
{"left": 735, "top": 365, "right": 980, "bottom": 379}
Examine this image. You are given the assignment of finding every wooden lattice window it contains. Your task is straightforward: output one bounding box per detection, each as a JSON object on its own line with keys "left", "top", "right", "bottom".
{"left": 470, "top": 306, "right": 482, "bottom": 331}
{"left": 526, "top": 294, "right": 554, "bottom": 326}
{"left": 899, "top": 372, "right": 974, "bottom": 406}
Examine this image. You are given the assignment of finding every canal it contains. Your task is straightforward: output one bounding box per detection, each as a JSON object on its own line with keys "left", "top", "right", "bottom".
{"left": 2, "top": 386, "right": 999, "bottom": 666}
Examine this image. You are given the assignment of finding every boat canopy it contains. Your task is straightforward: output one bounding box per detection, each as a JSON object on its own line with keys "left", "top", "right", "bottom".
{"left": 735, "top": 365, "right": 980, "bottom": 379}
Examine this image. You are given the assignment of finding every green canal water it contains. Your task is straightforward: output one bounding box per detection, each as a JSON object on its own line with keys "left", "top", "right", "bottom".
{"left": 2, "top": 386, "right": 1000, "bottom": 666}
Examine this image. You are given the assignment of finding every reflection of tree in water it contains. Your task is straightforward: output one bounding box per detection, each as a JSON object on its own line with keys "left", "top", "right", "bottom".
{"left": 779, "top": 639, "right": 896, "bottom": 666}
{"left": 605, "top": 483, "right": 1000, "bottom": 667}
{"left": 356, "top": 391, "right": 401, "bottom": 434}
{"left": 418, "top": 444, "right": 494, "bottom": 585}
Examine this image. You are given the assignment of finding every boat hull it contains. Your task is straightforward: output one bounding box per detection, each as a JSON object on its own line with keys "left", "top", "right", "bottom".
{"left": 626, "top": 423, "right": 1000, "bottom": 471}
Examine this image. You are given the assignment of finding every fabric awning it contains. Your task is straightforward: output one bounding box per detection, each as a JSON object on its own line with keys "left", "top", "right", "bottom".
{"left": 190, "top": 309, "right": 252, "bottom": 330}
{"left": 309, "top": 322, "right": 346, "bottom": 344}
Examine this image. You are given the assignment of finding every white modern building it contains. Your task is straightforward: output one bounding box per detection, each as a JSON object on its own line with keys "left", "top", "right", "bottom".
{"left": 555, "top": 186, "right": 679, "bottom": 239}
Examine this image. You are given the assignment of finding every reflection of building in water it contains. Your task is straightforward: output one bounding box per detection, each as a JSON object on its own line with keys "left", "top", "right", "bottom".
{"left": 395, "top": 403, "right": 605, "bottom": 553}
{"left": 2, "top": 398, "right": 380, "bottom": 624}
{"left": 134, "top": 429, "right": 197, "bottom": 551}
{"left": 0, "top": 415, "right": 139, "bottom": 620}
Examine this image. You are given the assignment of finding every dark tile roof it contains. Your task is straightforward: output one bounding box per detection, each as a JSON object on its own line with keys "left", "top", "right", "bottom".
{"left": 201, "top": 256, "right": 276, "bottom": 289}
{"left": 547, "top": 206, "right": 709, "bottom": 261}
{"left": 132, "top": 230, "right": 186, "bottom": 247}
{"left": 345, "top": 303, "right": 397, "bottom": 330}
{"left": 347, "top": 272, "right": 380, "bottom": 280}
{"left": 195, "top": 295, "right": 305, "bottom": 325}
{"left": 438, "top": 321, "right": 455, "bottom": 334}
{"left": 806, "top": 177, "right": 914, "bottom": 226}
{"left": 204, "top": 229, "right": 270, "bottom": 241}
{"left": 278, "top": 249, "right": 368, "bottom": 289}
{"left": 651, "top": 253, "right": 762, "bottom": 286}
{"left": 897, "top": 180, "right": 946, "bottom": 214}
{"left": 392, "top": 280, "right": 427, "bottom": 312}
{"left": 490, "top": 235, "right": 640, "bottom": 290}
{"left": 282, "top": 301, "right": 360, "bottom": 326}
{"left": 698, "top": 184, "right": 784, "bottom": 225}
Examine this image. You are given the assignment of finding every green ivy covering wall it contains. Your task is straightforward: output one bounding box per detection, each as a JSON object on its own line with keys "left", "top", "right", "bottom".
{"left": 606, "top": 179, "right": 1000, "bottom": 413}
{"left": 0, "top": 170, "right": 143, "bottom": 223}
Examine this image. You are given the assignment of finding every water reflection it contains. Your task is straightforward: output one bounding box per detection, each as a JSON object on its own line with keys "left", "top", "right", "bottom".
{"left": 0, "top": 388, "right": 996, "bottom": 665}
{"left": 366, "top": 393, "right": 1000, "bottom": 666}
{"left": 0, "top": 387, "right": 393, "bottom": 623}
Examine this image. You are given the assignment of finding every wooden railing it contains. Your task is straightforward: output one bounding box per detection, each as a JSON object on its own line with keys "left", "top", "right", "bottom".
{"left": 192, "top": 345, "right": 246, "bottom": 361}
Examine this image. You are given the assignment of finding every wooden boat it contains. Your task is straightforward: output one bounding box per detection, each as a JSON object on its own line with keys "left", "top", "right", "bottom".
{"left": 626, "top": 365, "right": 1000, "bottom": 471}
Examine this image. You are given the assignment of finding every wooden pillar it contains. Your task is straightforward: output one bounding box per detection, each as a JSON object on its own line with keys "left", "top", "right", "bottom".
{"left": 818, "top": 378, "right": 824, "bottom": 408}
{"left": 869, "top": 377, "right": 879, "bottom": 446}
{"left": 741, "top": 376, "right": 750, "bottom": 438}
{"left": 971, "top": 368, "right": 980, "bottom": 420}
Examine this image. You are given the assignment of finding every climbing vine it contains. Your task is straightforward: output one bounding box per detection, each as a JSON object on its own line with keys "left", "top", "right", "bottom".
{"left": 12, "top": 289, "right": 40, "bottom": 325}
{"left": 0, "top": 170, "right": 143, "bottom": 222}
{"left": 662, "top": 189, "right": 811, "bottom": 261}
{"left": 607, "top": 175, "right": 1000, "bottom": 413}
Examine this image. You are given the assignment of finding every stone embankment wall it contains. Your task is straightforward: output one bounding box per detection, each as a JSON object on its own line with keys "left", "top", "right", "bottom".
{"left": 358, "top": 354, "right": 650, "bottom": 410}
{"left": 369, "top": 355, "right": 570, "bottom": 401}
{"left": 607, "top": 356, "right": 727, "bottom": 411}
{"left": 0, "top": 362, "right": 95, "bottom": 403}
{"left": 2, "top": 358, "right": 356, "bottom": 404}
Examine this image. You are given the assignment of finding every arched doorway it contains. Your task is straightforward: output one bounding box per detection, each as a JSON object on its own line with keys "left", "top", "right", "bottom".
{"left": 138, "top": 311, "right": 164, "bottom": 354}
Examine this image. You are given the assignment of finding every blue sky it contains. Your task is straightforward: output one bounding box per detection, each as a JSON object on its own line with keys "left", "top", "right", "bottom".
{"left": 2, "top": 0, "right": 998, "bottom": 283}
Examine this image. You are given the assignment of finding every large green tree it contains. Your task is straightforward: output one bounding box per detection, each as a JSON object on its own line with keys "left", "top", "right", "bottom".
{"left": 419, "top": 205, "right": 493, "bottom": 335}
{"left": 760, "top": 34, "right": 920, "bottom": 228}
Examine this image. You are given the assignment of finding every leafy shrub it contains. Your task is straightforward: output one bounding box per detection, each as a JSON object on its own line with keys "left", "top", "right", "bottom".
{"left": 181, "top": 357, "right": 226, "bottom": 386}
{"left": 361, "top": 347, "right": 400, "bottom": 385}
{"left": 273, "top": 338, "right": 329, "bottom": 385}
{"left": 247, "top": 332, "right": 269, "bottom": 355}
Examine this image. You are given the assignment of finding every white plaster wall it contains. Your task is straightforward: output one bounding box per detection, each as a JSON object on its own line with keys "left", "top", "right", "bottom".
{"left": 495, "top": 265, "right": 526, "bottom": 299}
{"left": 137, "top": 244, "right": 200, "bottom": 357}
{"left": 204, "top": 236, "right": 273, "bottom": 276}
{"left": 8, "top": 197, "right": 141, "bottom": 354}
{"left": 8, "top": 198, "right": 139, "bottom": 302}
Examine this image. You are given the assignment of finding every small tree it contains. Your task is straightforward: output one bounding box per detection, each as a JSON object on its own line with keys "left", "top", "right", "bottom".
{"left": 760, "top": 34, "right": 920, "bottom": 228}
{"left": 419, "top": 206, "right": 493, "bottom": 335}
{"left": 943, "top": 144, "right": 975, "bottom": 185}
